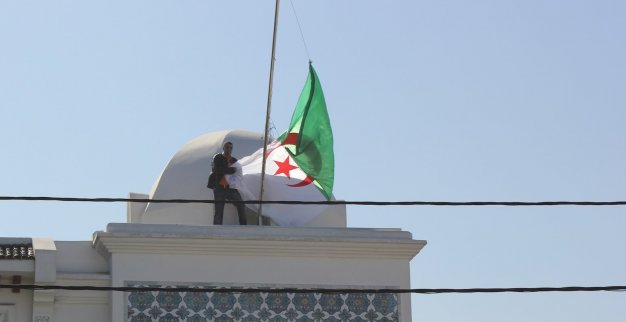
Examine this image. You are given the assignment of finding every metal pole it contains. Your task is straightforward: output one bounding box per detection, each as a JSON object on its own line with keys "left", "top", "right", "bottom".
{"left": 258, "top": 0, "right": 280, "bottom": 226}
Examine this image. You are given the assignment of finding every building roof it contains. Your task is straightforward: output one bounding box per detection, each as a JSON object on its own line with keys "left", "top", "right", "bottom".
{"left": 130, "top": 130, "right": 346, "bottom": 228}
{"left": 0, "top": 243, "right": 34, "bottom": 260}
{"left": 135, "top": 130, "right": 265, "bottom": 226}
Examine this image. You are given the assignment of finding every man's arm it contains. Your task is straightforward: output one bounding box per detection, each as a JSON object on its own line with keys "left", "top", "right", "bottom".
{"left": 213, "top": 154, "right": 236, "bottom": 177}
{"left": 226, "top": 157, "right": 238, "bottom": 174}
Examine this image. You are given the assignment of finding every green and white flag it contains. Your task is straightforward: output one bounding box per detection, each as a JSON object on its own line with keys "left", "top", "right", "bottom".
{"left": 237, "top": 64, "right": 335, "bottom": 226}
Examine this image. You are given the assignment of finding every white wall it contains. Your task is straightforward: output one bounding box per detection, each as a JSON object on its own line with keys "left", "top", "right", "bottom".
{"left": 0, "top": 276, "right": 33, "bottom": 322}
{"left": 96, "top": 224, "right": 423, "bottom": 322}
{"left": 55, "top": 241, "right": 109, "bottom": 274}
{"left": 112, "top": 253, "right": 408, "bottom": 286}
{"left": 54, "top": 302, "right": 109, "bottom": 322}
{"left": 30, "top": 240, "right": 111, "bottom": 322}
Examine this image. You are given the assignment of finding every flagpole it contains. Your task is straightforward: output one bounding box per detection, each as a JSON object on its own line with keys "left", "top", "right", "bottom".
{"left": 258, "top": 0, "right": 280, "bottom": 226}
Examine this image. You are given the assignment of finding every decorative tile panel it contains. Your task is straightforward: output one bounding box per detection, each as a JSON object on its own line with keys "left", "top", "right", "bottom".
{"left": 127, "top": 285, "right": 398, "bottom": 321}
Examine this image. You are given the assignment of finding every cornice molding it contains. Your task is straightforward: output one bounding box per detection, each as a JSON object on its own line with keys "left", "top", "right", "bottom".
{"left": 96, "top": 236, "right": 425, "bottom": 259}
{"left": 54, "top": 274, "right": 111, "bottom": 304}
{"left": 93, "top": 224, "right": 426, "bottom": 260}
{"left": 54, "top": 292, "right": 109, "bottom": 305}
{"left": 56, "top": 273, "right": 111, "bottom": 286}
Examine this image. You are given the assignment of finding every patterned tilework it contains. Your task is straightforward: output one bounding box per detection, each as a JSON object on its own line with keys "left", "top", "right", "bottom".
{"left": 127, "top": 285, "right": 398, "bottom": 322}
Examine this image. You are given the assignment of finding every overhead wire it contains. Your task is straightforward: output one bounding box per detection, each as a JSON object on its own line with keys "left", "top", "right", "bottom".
{"left": 0, "top": 196, "right": 625, "bottom": 206}
{"left": 0, "top": 284, "right": 624, "bottom": 294}
{"left": 288, "top": 0, "right": 311, "bottom": 62}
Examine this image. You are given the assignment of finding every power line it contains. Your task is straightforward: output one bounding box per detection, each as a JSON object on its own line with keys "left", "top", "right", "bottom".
{"left": 0, "top": 196, "right": 625, "bottom": 206}
{"left": 288, "top": 0, "right": 311, "bottom": 62}
{"left": 0, "top": 284, "right": 624, "bottom": 294}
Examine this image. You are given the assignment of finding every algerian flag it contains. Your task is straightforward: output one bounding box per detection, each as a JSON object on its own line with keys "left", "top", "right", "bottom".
{"left": 279, "top": 64, "right": 334, "bottom": 200}
{"left": 236, "top": 64, "right": 334, "bottom": 226}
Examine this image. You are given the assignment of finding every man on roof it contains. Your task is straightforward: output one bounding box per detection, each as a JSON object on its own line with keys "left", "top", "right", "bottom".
{"left": 208, "top": 141, "right": 247, "bottom": 225}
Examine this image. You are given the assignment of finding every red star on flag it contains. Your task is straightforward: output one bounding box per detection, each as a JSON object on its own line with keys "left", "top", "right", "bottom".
{"left": 274, "top": 156, "right": 299, "bottom": 179}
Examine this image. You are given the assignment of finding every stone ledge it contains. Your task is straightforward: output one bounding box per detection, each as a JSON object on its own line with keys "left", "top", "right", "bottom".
{"left": 93, "top": 223, "right": 426, "bottom": 260}
{"left": 99, "top": 223, "right": 414, "bottom": 241}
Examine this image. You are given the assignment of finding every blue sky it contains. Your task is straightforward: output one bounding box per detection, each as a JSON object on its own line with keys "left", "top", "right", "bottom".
{"left": 1, "top": 1, "right": 625, "bottom": 321}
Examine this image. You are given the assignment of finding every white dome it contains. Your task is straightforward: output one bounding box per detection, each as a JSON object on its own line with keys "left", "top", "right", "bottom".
{"left": 133, "top": 130, "right": 264, "bottom": 225}
{"left": 128, "top": 130, "right": 346, "bottom": 227}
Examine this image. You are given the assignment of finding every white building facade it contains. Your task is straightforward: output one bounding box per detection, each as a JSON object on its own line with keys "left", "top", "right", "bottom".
{"left": 0, "top": 131, "right": 426, "bottom": 322}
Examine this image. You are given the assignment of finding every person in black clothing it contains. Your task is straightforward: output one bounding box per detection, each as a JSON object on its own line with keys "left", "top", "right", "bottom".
{"left": 209, "top": 141, "right": 247, "bottom": 225}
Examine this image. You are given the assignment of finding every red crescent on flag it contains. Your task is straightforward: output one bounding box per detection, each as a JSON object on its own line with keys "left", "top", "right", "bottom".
{"left": 264, "top": 133, "right": 314, "bottom": 187}
{"left": 288, "top": 175, "right": 314, "bottom": 187}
